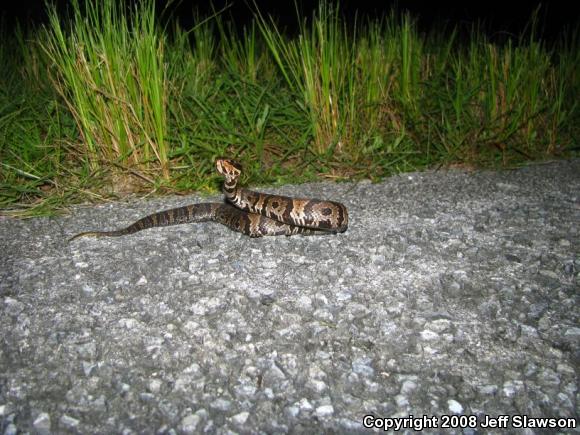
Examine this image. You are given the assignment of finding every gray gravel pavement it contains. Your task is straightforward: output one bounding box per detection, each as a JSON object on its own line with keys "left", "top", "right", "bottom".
{"left": 1, "top": 160, "right": 579, "bottom": 434}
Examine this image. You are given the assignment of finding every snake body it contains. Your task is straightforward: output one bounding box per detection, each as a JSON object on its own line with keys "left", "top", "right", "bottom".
{"left": 69, "top": 158, "right": 348, "bottom": 241}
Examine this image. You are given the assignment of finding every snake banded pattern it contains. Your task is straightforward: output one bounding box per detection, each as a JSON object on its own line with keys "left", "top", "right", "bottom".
{"left": 69, "top": 158, "right": 348, "bottom": 241}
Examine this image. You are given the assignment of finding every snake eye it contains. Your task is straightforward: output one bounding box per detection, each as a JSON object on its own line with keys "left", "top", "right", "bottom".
{"left": 229, "top": 160, "right": 242, "bottom": 173}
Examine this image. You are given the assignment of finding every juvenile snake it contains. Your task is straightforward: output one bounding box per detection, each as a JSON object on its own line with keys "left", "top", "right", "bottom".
{"left": 69, "top": 158, "right": 348, "bottom": 240}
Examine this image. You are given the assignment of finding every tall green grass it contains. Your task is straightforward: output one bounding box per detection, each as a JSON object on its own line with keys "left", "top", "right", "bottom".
{"left": 419, "top": 28, "right": 577, "bottom": 165}
{"left": 0, "top": 21, "right": 78, "bottom": 215}
{"left": 0, "top": 1, "right": 577, "bottom": 216}
{"left": 256, "top": 3, "right": 357, "bottom": 155}
{"left": 41, "top": 0, "right": 170, "bottom": 181}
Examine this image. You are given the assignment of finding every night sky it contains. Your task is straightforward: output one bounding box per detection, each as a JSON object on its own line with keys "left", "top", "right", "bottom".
{"left": 1, "top": 0, "right": 577, "bottom": 42}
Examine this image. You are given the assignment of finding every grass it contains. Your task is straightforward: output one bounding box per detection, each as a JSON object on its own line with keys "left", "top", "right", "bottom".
{"left": 0, "top": 1, "right": 577, "bottom": 216}
{"left": 42, "top": 0, "right": 170, "bottom": 180}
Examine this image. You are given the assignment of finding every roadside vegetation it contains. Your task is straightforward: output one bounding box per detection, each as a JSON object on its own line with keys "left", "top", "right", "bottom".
{"left": 1, "top": 0, "right": 577, "bottom": 216}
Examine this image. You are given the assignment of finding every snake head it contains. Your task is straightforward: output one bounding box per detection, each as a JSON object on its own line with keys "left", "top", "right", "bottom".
{"left": 215, "top": 158, "right": 242, "bottom": 180}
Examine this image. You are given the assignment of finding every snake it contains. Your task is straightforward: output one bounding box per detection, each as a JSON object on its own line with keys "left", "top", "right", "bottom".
{"left": 69, "top": 158, "right": 348, "bottom": 241}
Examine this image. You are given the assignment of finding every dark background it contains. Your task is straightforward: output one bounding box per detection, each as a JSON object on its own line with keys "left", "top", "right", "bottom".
{"left": 1, "top": 0, "right": 578, "bottom": 42}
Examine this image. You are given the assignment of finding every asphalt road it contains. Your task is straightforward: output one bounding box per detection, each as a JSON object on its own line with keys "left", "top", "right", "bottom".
{"left": 1, "top": 160, "right": 578, "bottom": 434}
